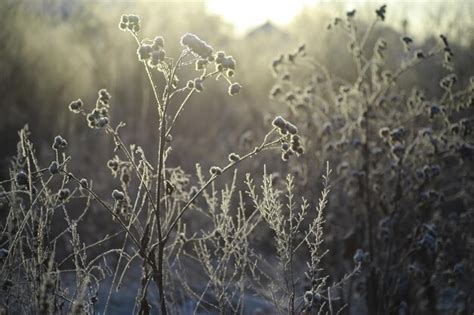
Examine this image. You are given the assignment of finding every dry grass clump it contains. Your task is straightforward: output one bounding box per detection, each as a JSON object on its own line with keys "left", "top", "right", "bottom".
{"left": 269, "top": 4, "right": 473, "bottom": 314}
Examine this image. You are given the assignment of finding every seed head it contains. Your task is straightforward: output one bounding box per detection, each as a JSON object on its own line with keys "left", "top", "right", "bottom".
{"left": 149, "top": 49, "right": 166, "bottom": 66}
{"left": 48, "top": 161, "right": 59, "bottom": 175}
{"left": 98, "top": 89, "right": 111, "bottom": 104}
{"left": 215, "top": 51, "right": 236, "bottom": 71}
{"left": 228, "top": 83, "right": 241, "bottom": 96}
{"left": 79, "top": 178, "right": 88, "bottom": 189}
{"left": 52, "top": 136, "right": 68, "bottom": 150}
{"left": 97, "top": 117, "right": 109, "bottom": 128}
{"left": 69, "top": 99, "right": 83, "bottom": 113}
{"left": 112, "top": 189, "right": 125, "bottom": 201}
{"left": 16, "top": 170, "right": 28, "bottom": 186}
{"left": 209, "top": 166, "right": 222, "bottom": 176}
{"left": 353, "top": 248, "right": 366, "bottom": 264}
{"left": 58, "top": 188, "right": 70, "bottom": 200}
{"left": 228, "top": 153, "right": 240, "bottom": 163}
{"left": 119, "top": 14, "right": 140, "bottom": 33}
{"left": 152, "top": 36, "right": 165, "bottom": 50}
{"left": 180, "top": 33, "right": 213, "bottom": 59}
{"left": 272, "top": 116, "right": 287, "bottom": 129}
{"left": 313, "top": 292, "right": 321, "bottom": 302}
{"left": 194, "top": 78, "right": 204, "bottom": 92}
{"left": 107, "top": 158, "right": 120, "bottom": 173}
{"left": 137, "top": 44, "right": 153, "bottom": 61}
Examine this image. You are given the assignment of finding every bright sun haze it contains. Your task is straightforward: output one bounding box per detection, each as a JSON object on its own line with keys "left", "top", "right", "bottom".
{"left": 206, "top": 0, "right": 317, "bottom": 34}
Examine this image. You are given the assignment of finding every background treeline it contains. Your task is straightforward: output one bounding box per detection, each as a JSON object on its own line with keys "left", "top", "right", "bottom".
{"left": 1, "top": 0, "right": 472, "bottom": 181}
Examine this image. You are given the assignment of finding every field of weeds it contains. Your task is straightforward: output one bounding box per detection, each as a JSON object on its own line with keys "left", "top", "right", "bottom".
{"left": 0, "top": 1, "right": 473, "bottom": 314}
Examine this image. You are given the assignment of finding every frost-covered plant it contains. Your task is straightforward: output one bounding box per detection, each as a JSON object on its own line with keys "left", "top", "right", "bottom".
{"left": 69, "top": 15, "right": 298, "bottom": 314}
{"left": 0, "top": 128, "right": 108, "bottom": 314}
{"left": 175, "top": 170, "right": 258, "bottom": 314}
{"left": 269, "top": 4, "right": 474, "bottom": 314}
{"left": 245, "top": 163, "right": 359, "bottom": 314}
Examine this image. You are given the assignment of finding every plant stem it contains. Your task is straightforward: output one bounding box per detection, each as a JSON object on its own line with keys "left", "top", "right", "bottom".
{"left": 152, "top": 50, "right": 187, "bottom": 315}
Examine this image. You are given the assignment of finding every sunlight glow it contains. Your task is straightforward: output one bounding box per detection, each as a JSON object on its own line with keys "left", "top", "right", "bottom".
{"left": 206, "top": 0, "right": 317, "bottom": 34}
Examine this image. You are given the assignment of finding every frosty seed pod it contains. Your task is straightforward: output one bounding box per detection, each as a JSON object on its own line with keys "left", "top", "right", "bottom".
{"left": 112, "top": 189, "right": 125, "bottom": 201}
{"left": 180, "top": 33, "right": 213, "bottom": 59}
{"left": 48, "top": 161, "right": 59, "bottom": 175}
{"left": 68, "top": 99, "right": 83, "bottom": 113}
{"left": 16, "top": 170, "right": 28, "bottom": 186}
{"left": 209, "top": 166, "right": 222, "bottom": 176}
{"left": 194, "top": 78, "right": 204, "bottom": 92}
{"left": 228, "top": 83, "right": 241, "bottom": 96}
{"left": 79, "top": 178, "right": 88, "bottom": 189}
{"left": 272, "top": 116, "right": 287, "bottom": 129}
{"left": 58, "top": 188, "right": 70, "bottom": 200}
{"left": 52, "top": 135, "right": 68, "bottom": 150}
{"left": 228, "top": 153, "right": 240, "bottom": 163}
